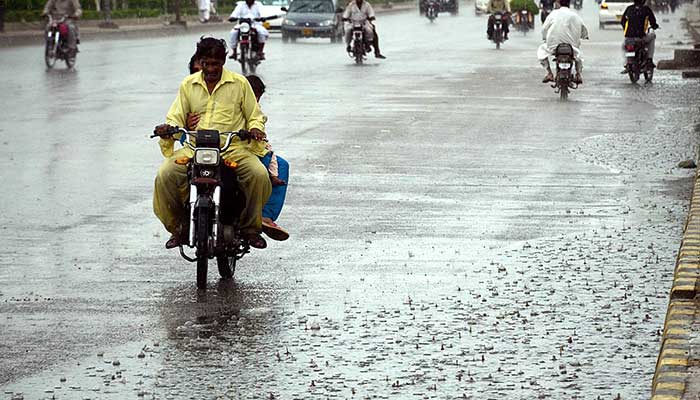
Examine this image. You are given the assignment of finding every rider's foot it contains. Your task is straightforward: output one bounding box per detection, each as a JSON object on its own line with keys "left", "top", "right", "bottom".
{"left": 620, "top": 66, "right": 629, "bottom": 74}
{"left": 504, "top": 33, "right": 509, "bottom": 40}
{"left": 542, "top": 72, "right": 554, "bottom": 83}
{"left": 244, "top": 232, "right": 267, "bottom": 249}
{"left": 228, "top": 50, "right": 237, "bottom": 60}
{"left": 258, "top": 52, "right": 266, "bottom": 60}
{"left": 346, "top": 45, "right": 351, "bottom": 53}
{"left": 165, "top": 231, "right": 187, "bottom": 249}
{"left": 375, "top": 52, "right": 386, "bottom": 59}
{"left": 262, "top": 217, "right": 290, "bottom": 241}
{"left": 574, "top": 73, "right": 583, "bottom": 84}
{"left": 270, "top": 175, "right": 287, "bottom": 186}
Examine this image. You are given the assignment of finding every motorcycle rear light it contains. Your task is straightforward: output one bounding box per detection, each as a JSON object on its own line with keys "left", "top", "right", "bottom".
{"left": 194, "top": 149, "right": 220, "bottom": 166}
{"left": 625, "top": 45, "right": 635, "bottom": 51}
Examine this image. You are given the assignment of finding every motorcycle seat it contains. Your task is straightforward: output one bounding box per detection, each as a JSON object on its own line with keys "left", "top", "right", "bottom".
{"left": 554, "top": 43, "right": 574, "bottom": 56}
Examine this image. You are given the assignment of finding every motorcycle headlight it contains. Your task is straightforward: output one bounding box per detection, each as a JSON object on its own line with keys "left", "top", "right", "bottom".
{"left": 283, "top": 18, "right": 296, "bottom": 25}
{"left": 194, "top": 148, "right": 220, "bottom": 166}
{"left": 239, "top": 23, "right": 251, "bottom": 33}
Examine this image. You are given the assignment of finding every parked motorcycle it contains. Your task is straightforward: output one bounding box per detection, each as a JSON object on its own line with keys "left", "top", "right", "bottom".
{"left": 426, "top": 0, "right": 439, "bottom": 21}
{"left": 348, "top": 22, "right": 369, "bottom": 64}
{"left": 151, "top": 126, "right": 254, "bottom": 290}
{"left": 624, "top": 34, "right": 654, "bottom": 83}
{"left": 490, "top": 12, "right": 506, "bottom": 49}
{"left": 551, "top": 43, "right": 578, "bottom": 100}
{"left": 44, "top": 15, "right": 77, "bottom": 69}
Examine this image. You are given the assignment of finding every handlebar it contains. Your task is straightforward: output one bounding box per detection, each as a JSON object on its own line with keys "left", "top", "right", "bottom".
{"left": 228, "top": 15, "right": 280, "bottom": 23}
{"left": 151, "top": 126, "right": 251, "bottom": 152}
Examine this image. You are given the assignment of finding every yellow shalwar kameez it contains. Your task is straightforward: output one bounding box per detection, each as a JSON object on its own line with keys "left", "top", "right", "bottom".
{"left": 153, "top": 69, "right": 271, "bottom": 236}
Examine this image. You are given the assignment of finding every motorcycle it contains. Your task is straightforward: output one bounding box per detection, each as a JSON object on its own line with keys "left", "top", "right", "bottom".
{"left": 229, "top": 16, "right": 276, "bottom": 75}
{"left": 44, "top": 15, "right": 77, "bottom": 69}
{"left": 348, "top": 22, "right": 370, "bottom": 64}
{"left": 490, "top": 13, "right": 506, "bottom": 49}
{"left": 151, "top": 126, "right": 254, "bottom": 290}
{"left": 624, "top": 33, "right": 654, "bottom": 83}
{"left": 573, "top": 0, "right": 582, "bottom": 10}
{"left": 514, "top": 9, "right": 532, "bottom": 34}
{"left": 551, "top": 43, "right": 578, "bottom": 101}
{"left": 540, "top": 5, "right": 552, "bottom": 24}
{"left": 426, "top": 0, "right": 439, "bottom": 21}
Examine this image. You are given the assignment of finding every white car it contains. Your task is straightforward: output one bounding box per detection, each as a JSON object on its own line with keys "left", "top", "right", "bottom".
{"left": 475, "top": 0, "right": 489, "bottom": 14}
{"left": 598, "top": 0, "right": 632, "bottom": 28}
{"left": 234, "top": 0, "right": 288, "bottom": 31}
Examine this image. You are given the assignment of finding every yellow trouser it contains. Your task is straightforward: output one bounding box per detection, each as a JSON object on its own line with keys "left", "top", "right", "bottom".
{"left": 153, "top": 144, "right": 271, "bottom": 236}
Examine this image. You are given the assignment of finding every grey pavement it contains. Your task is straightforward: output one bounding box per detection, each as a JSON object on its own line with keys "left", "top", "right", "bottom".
{"left": 0, "top": 1, "right": 699, "bottom": 399}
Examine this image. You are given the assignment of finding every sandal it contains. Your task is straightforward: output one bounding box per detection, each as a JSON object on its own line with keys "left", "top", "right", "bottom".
{"left": 262, "top": 218, "right": 290, "bottom": 241}
{"left": 244, "top": 233, "right": 267, "bottom": 249}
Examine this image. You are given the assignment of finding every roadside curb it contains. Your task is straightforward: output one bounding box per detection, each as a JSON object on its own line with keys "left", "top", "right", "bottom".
{"left": 652, "top": 170, "right": 700, "bottom": 400}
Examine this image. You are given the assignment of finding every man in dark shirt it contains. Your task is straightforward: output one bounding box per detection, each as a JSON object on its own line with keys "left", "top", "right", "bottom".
{"left": 620, "top": 0, "right": 658, "bottom": 69}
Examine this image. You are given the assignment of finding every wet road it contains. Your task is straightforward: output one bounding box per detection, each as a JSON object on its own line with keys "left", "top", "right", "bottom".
{"left": 1, "top": 1, "right": 700, "bottom": 399}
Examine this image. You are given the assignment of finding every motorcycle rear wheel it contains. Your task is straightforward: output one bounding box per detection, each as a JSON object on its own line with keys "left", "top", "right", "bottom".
{"left": 216, "top": 255, "right": 235, "bottom": 279}
{"left": 559, "top": 83, "right": 569, "bottom": 101}
{"left": 628, "top": 70, "right": 640, "bottom": 83}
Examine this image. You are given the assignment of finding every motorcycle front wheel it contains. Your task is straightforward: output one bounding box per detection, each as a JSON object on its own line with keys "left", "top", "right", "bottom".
{"left": 45, "top": 38, "right": 57, "bottom": 69}
{"left": 239, "top": 46, "right": 248, "bottom": 75}
{"left": 195, "top": 208, "right": 210, "bottom": 290}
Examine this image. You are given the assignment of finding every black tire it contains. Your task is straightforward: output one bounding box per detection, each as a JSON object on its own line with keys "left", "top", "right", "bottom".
{"left": 216, "top": 255, "right": 234, "bottom": 279}
{"left": 330, "top": 33, "right": 336, "bottom": 43}
{"left": 560, "top": 84, "right": 569, "bottom": 101}
{"left": 248, "top": 61, "right": 256, "bottom": 75}
{"left": 45, "top": 39, "right": 57, "bottom": 69}
{"left": 65, "top": 55, "right": 75, "bottom": 69}
{"left": 290, "top": 35, "right": 297, "bottom": 43}
{"left": 599, "top": 22, "right": 604, "bottom": 29}
{"left": 196, "top": 208, "right": 210, "bottom": 290}
{"left": 628, "top": 70, "right": 640, "bottom": 83}
{"left": 282, "top": 33, "right": 289, "bottom": 43}
{"left": 239, "top": 46, "right": 248, "bottom": 74}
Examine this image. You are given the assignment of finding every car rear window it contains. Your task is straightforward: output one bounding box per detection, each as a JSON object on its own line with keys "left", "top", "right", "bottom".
{"left": 289, "top": 0, "right": 334, "bottom": 12}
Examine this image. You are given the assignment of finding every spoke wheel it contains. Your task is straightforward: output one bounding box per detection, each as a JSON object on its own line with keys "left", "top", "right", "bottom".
{"left": 195, "top": 208, "right": 210, "bottom": 290}
{"left": 217, "top": 255, "right": 235, "bottom": 279}
{"left": 45, "top": 40, "right": 57, "bottom": 69}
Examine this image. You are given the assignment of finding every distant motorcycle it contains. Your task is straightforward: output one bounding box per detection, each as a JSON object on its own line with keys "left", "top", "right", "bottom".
{"left": 151, "top": 126, "right": 254, "bottom": 290}
{"left": 229, "top": 16, "right": 278, "bottom": 74}
{"left": 44, "top": 15, "right": 77, "bottom": 69}
{"left": 426, "top": 0, "right": 439, "bottom": 21}
{"left": 573, "top": 0, "right": 583, "bottom": 10}
{"left": 623, "top": 31, "right": 655, "bottom": 83}
{"left": 514, "top": 9, "right": 532, "bottom": 34}
{"left": 551, "top": 43, "right": 578, "bottom": 100}
{"left": 489, "top": 12, "right": 506, "bottom": 49}
{"left": 347, "top": 22, "right": 370, "bottom": 64}
{"left": 540, "top": 4, "right": 552, "bottom": 23}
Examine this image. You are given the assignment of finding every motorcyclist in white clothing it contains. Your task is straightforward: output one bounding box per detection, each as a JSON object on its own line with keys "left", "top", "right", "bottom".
{"left": 537, "top": 0, "right": 588, "bottom": 84}
{"left": 228, "top": 0, "right": 269, "bottom": 60}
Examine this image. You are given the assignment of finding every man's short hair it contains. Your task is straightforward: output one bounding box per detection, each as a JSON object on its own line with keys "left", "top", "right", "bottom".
{"left": 246, "top": 75, "right": 266, "bottom": 98}
{"left": 559, "top": 0, "right": 570, "bottom": 6}
{"left": 195, "top": 36, "right": 227, "bottom": 61}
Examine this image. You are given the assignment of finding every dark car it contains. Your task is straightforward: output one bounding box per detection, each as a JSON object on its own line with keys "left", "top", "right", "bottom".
{"left": 419, "top": 0, "right": 459, "bottom": 15}
{"left": 281, "top": 0, "right": 344, "bottom": 43}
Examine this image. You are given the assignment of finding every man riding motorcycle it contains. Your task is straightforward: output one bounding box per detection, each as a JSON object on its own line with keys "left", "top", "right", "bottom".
{"left": 41, "top": 0, "right": 82, "bottom": 58}
{"left": 487, "top": 0, "right": 511, "bottom": 40}
{"left": 620, "top": 0, "right": 658, "bottom": 72}
{"left": 154, "top": 37, "right": 271, "bottom": 250}
{"left": 342, "top": 0, "right": 386, "bottom": 59}
{"left": 228, "top": 0, "right": 269, "bottom": 60}
{"left": 537, "top": 0, "right": 588, "bottom": 84}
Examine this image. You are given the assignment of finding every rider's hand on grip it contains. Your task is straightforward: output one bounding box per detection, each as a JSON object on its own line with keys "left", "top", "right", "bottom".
{"left": 152, "top": 124, "right": 176, "bottom": 138}
{"left": 248, "top": 128, "right": 266, "bottom": 142}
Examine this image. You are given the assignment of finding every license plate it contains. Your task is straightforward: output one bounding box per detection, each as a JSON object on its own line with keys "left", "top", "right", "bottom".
{"left": 558, "top": 62, "right": 571, "bottom": 69}
{"left": 302, "top": 28, "right": 313, "bottom": 36}
{"left": 625, "top": 52, "right": 636, "bottom": 57}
